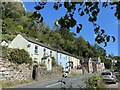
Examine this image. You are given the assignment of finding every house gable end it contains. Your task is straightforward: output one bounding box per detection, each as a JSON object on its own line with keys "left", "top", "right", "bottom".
{"left": 8, "top": 34, "right": 29, "bottom": 51}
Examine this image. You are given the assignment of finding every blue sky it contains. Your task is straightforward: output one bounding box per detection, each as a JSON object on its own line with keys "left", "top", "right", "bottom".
{"left": 23, "top": 2, "right": 119, "bottom": 56}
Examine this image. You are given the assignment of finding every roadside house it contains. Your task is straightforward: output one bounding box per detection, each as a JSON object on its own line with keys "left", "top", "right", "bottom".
{"left": 92, "top": 57, "right": 102, "bottom": 72}
{"left": 0, "top": 40, "right": 9, "bottom": 46}
{"left": 8, "top": 34, "right": 56, "bottom": 70}
{"left": 83, "top": 58, "right": 93, "bottom": 73}
{"left": 56, "top": 50, "right": 71, "bottom": 72}
{"left": 70, "top": 56, "right": 80, "bottom": 69}
{"left": 8, "top": 34, "right": 83, "bottom": 72}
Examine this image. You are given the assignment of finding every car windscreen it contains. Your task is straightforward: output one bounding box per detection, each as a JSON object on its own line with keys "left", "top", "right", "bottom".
{"left": 101, "top": 72, "right": 111, "bottom": 75}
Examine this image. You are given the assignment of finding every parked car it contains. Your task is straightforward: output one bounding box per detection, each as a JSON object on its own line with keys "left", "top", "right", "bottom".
{"left": 100, "top": 72, "right": 118, "bottom": 84}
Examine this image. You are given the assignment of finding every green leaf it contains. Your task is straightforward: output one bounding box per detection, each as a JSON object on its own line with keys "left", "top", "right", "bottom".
{"left": 90, "top": 7, "right": 95, "bottom": 12}
{"left": 84, "top": 8, "right": 89, "bottom": 14}
{"left": 76, "top": 24, "right": 82, "bottom": 33}
{"left": 111, "top": 36, "right": 115, "bottom": 42}
{"left": 40, "top": 17, "right": 43, "bottom": 22}
{"left": 53, "top": 4, "right": 58, "bottom": 10}
{"left": 88, "top": 17, "right": 93, "bottom": 22}
{"left": 78, "top": 8, "right": 81, "bottom": 12}
{"left": 101, "top": 29, "right": 105, "bottom": 34}
{"left": 92, "top": 11, "right": 98, "bottom": 17}
{"left": 80, "top": 11, "right": 85, "bottom": 16}
{"left": 31, "top": 11, "right": 41, "bottom": 19}
{"left": 64, "top": 1, "right": 69, "bottom": 8}
{"left": 106, "top": 36, "right": 110, "bottom": 42}
{"left": 34, "top": 5, "right": 41, "bottom": 10}
{"left": 94, "top": 27, "right": 99, "bottom": 34}
{"left": 70, "top": 18, "right": 76, "bottom": 28}
{"left": 93, "top": 17, "right": 97, "bottom": 21}
{"left": 77, "top": 26, "right": 80, "bottom": 33}
{"left": 104, "top": 42, "right": 107, "bottom": 47}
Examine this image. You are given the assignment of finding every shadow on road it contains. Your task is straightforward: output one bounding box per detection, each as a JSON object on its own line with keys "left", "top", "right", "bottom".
{"left": 105, "top": 82, "right": 116, "bottom": 84}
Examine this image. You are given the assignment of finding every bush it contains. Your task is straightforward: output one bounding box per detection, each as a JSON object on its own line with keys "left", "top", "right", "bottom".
{"left": 8, "top": 49, "right": 32, "bottom": 65}
{"left": 1, "top": 46, "right": 8, "bottom": 58}
{"left": 51, "top": 57, "right": 57, "bottom": 66}
{"left": 85, "top": 75, "right": 106, "bottom": 89}
{"left": 115, "top": 72, "right": 120, "bottom": 82}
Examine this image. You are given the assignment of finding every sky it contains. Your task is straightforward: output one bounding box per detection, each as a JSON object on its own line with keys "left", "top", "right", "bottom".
{"left": 22, "top": 1, "right": 119, "bottom": 56}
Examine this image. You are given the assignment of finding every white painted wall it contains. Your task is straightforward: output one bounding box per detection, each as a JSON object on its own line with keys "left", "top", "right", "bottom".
{"left": 8, "top": 34, "right": 29, "bottom": 51}
{"left": 0, "top": 41, "right": 9, "bottom": 46}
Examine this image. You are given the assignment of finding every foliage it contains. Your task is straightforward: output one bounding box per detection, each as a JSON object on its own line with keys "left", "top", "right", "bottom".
{"left": 31, "top": 1, "right": 120, "bottom": 47}
{"left": 1, "top": 2, "right": 107, "bottom": 62}
{"left": 104, "top": 59, "right": 112, "bottom": 69}
{"left": 1, "top": 80, "right": 33, "bottom": 88}
{"left": 2, "top": 34, "right": 15, "bottom": 41}
{"left": 1, "top": 2, "right": 25, "bottom": 19}
{"left": 115, "top": 72, "right": 120, "bottom": 82}
{"left": 85, "top": 75, "right": 106, "bottom": 89}
{"left": 40, "top": 63, "right": 46, "bottom": 67}
{"left": 51, "top": 57, "right": 57, "bottom": 66}
{"left": 113, "top": 56, "right": 120, "bottom": 60}
{"left": 8, "top": 49, "right": 32, "bottom": 65}
{"left": 1, "top": 46, "right": 9, "bottom": 58}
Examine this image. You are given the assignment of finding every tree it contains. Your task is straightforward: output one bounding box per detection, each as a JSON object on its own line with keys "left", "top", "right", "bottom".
{"left": 1, "top": 1, "right": 111, "bottom": 62}
{"left": 32, "top": 1, "right": 119, "bottom": 46}
{"left": 93, "top": 43, "right": 106, "bottom": 57}
{"left": 104, "top": 59, "right": 112, "bottom": 69}
{"left": 1, "top": 2, "right": 25, "bottom": 19}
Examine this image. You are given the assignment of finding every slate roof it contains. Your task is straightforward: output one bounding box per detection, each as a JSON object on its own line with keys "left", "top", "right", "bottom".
{"left": 19, "top": 34, "right": 77, "bottom": 58}
{"left": 22, "top": 35, "right": 56, "bottom": 51}
{"left": 56, "top": 50, "right": 71, "bottom": 56}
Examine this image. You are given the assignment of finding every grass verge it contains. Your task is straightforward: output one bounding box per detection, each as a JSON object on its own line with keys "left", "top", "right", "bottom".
{"left": 0, "top": 79, "right": 34, "bottom": 88}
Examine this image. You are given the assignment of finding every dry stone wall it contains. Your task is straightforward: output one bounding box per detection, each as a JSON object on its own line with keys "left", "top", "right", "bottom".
{"left": 0, "top": 58, "right": 32, "bottom": 82}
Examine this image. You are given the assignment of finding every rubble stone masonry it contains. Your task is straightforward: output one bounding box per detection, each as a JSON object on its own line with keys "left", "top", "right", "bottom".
{"left": 0, "top": 57, "right": 32, "bottom": 82}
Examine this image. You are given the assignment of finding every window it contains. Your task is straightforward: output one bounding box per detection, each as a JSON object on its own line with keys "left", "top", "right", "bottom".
{"left": 43, "top": 48, "right": 46, "bottom": 56}
{"left": 34, "top": 58, "right": 38, "bottom": 62}
{"left": 60, "top": 54, "right": 62, "bottom": 59}
{"left": 50, "top": 51, "right": 52, "bottom": 57}
{"left": 101, "top": 72, "right": 112, "bottom": 75}
{"left": 35, "top": 46, "right": 38, "bottom": 54}
{"left": 44, "top": 48, "right": 46, "bottom": 52}
{"left": 27, "top": 44, "right": 31, "bottom": 48}
{"left": 60, "top": 62, "right": 62, "bottom": 65}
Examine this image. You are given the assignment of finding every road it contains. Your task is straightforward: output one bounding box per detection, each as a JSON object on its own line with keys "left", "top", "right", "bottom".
{"left": 14, "top": 73, "right": 94, "bottom": 88}
{"left": 107, "top": 82, "right": 120, "bottom": 89}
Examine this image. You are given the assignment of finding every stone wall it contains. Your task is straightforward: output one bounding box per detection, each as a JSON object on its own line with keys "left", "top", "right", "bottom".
{"left": 0, "top": 58, "right": 32, "bottom": 82}
{"left": 70, "top": 69, "right": 84, "bottom": 75}
{"left": 38, "top": 69, "right": 62, "bottom": 81}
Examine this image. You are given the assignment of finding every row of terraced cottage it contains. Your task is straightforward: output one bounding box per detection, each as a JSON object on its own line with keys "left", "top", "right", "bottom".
{"left": 5, "top": 34, "right": 105, "bottom": 73}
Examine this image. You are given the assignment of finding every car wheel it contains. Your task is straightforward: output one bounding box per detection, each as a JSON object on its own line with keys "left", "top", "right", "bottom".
{"left": 113, "top": 81, "right": 116, "bottom": 84}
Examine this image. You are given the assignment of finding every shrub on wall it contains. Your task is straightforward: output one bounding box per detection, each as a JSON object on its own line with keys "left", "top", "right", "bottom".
{"left": 8, "top": 49, "right": 32, "bottom": 65}
{"left": 1, "top": 46, "right": 9, "bottom": 58}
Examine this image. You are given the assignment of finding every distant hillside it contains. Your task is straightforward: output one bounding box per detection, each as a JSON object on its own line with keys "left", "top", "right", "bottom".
{"left": 1, "top": 2, "right": 107, "bottom": 60}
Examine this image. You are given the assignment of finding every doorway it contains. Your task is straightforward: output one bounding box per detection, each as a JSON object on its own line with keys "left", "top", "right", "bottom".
{"left": 32, "top": 65, "right": 38, "bottom": 80}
